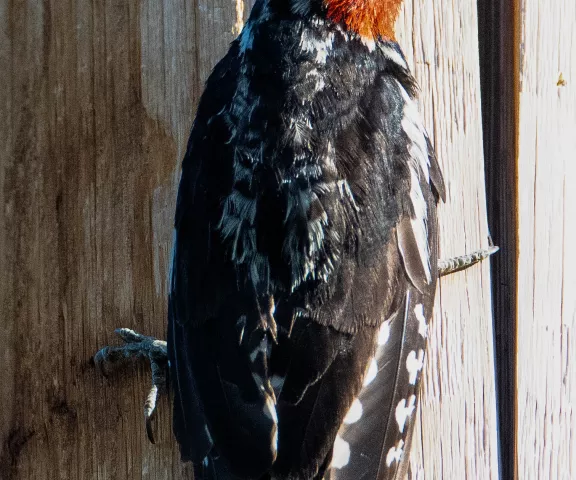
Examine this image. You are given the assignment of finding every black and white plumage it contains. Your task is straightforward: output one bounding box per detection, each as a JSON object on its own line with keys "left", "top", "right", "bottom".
{"left": 168, "top": 0, "right": 445, "bottom": 479}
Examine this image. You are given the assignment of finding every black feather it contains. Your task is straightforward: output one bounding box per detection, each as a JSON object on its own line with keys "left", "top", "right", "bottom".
{"left": 168, "top": 1, "right": 444, "bottom": 479}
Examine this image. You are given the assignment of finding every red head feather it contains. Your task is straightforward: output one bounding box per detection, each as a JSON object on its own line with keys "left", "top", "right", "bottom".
{"left": 325, "top": 0, "right": 402, "bottom": 40}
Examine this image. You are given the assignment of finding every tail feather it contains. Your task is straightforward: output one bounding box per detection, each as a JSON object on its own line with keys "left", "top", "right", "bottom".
{"left": 193, "top": 452, "right": 258, "bottom": 480}
{"left": 327, "top": 287, "right": 430, "bottom": 480}
{"left": 271, "top": 323, "right": 378, "bottom": 480}
{"left": 168, "top": 303, "right": 213, "bottom": 463}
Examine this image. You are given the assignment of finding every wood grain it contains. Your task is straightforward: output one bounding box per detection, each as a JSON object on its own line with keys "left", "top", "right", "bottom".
{"left": 396, "top": 1, "right": 500, "bottom": 478}
{"left": 0, "top": 0, "right": 498, "bottom": 478}
{"left": 0, "top": 0, "right": 237, "bottom": 478}
{"left": 516, "top": 0, "right": 576, "bottom": 478}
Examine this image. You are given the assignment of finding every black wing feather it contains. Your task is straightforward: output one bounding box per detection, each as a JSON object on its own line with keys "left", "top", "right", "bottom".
{"left": 169, "top": 41, "right": 278, "bottom": 478}
{"left": 168, "top": 7, "right": 443, "bottom": 479}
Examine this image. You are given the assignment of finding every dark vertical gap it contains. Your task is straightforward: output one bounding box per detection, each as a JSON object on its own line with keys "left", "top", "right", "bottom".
{"left": 477, "top": 2, "right": 518, "bottom": 480}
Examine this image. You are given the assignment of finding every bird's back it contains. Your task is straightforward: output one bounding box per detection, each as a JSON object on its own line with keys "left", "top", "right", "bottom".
{"left": 168, "top": 2, "right": 445, "bottom": 479}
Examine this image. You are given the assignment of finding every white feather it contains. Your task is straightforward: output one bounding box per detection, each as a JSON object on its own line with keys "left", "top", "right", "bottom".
{"left": 343, "top": 399, "right": 363, "bottom": 425}
{"left": 332, "top": 436, "right": 351, "bottom": 469}
{"left": 377, "top": 320, "right": 391, "bottom": 346}
{"left": 300, "top": 29, "right": 334, "bottom": 64}
{"left": 408, "top": 166, "right": 432, "bottom": 283}
{"left": 414, "top": 303, "right": 428, "bottom": 338}
{"left": 379, "top": 44, "right": 409, "bottom": 70}
{"left": 386, "top": 440, "right": 405, "bottom": 467}
{"left": 395, "top": 395, "right": 416, "bottom": 433}
{"left": 363, "top": 358, "right": 378, "bottom": 387}
{"left": 406, "top": 349, "right": 425, "bottom": 385}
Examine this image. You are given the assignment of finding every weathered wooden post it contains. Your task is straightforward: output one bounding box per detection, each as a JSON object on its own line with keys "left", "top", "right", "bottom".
{"left": 0, "top": 0, "right": 499, "bottom": 478}
{"left": 396, "top": 1, "right": 499, "bottom": 477}
{"left": 516, "top": 1, "right": 576, "bottom": 478}
{"left": 0, "top": 0, "right": 238, "bottom": 477}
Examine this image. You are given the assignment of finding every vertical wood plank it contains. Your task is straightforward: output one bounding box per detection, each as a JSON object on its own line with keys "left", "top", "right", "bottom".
{"left": 0, "top": 0, "right": 499, "bottom": 478}
{"left": 396, "top": 1, "right": 500, "bottom": 477}
{"left": 0, "top": 0, "right": 238, "bottom": 478}
{"left": 516, "top": 0, "right": 576, "bottom": 477}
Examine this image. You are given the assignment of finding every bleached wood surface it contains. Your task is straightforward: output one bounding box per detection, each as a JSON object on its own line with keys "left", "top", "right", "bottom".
{"left": 0, "top": 0, "right": 498, "bottom": 478}
{"left": 516, "top": 1, "right": 576, "bottom": 478}
{"left": 396, "top": 2, "right": 499, "bottom": 478}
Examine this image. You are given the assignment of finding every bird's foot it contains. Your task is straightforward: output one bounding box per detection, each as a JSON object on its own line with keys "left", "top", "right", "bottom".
{"left": 438, "top": 241, "right": 499, "bottom": 277}
{"left": 93, "top": 328, "right": 168, "bottom": 443}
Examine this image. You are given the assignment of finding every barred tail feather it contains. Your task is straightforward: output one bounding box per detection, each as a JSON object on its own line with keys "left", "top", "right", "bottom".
{"left": 327, "top": 288, "right": 431, "bottom": 480}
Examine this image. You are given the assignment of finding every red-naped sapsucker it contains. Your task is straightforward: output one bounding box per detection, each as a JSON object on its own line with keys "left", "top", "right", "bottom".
{"left": 168, "top": 0, "right": 445, "bottom": 478}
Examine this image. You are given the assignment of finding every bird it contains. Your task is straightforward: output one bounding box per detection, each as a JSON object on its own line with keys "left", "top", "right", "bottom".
{"left": 166, "top": 0, "right": 446, "bottom": 479}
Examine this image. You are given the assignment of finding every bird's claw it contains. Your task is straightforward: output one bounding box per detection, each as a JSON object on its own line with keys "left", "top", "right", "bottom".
{"left": 93, "top": 328, "right": 168, "bottom": 443}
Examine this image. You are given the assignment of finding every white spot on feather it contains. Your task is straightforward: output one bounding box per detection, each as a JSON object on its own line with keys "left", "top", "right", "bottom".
{"left": 408, "top": 166, "right": 431, "bottom": 283}
{"left": 386, "top": 439, "right": 405, "bottom": 467}
{"left": 414, "top": 304, "right": 428, "bottom": 338}
{"left": 406, "top": 350, "right": 425, "bottom": 385}
{"left": 395, "top": 395, "right": 417, "bottom": 433}
{"left": 331, "top": 436, "right": 350, "bottom": 469}
{"left": 306, "top": 68, "right": 326, "bottom": 92}
{"left": 300, "top": 30, "right": 334, "bottom": 64}
{"left": 378, "top": 320, "right": 391, "bottom": 346}
{"left": 361, "top": 36, "right": 377, "bottom": 52}
{"left": 379, "top": 44, "right": 408, "bottom": 70}
{"left": 363, "top": 358, "right": 378, "bottom": 386}
{"left": 398, "top": 85, "right": 430, "bottom": 182}
{"left": 343, "top": 399, "right": 363, "bottom": 424}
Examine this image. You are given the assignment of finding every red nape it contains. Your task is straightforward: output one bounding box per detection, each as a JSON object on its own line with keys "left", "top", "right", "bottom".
{"left": 325, "top": 0, "right": 403, "bottom": 40}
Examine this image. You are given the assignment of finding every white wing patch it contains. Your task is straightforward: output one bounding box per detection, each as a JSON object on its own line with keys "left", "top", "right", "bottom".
{"left": 414, "top": 303, "right": 428, "bottom": 338}
{"left": 305, "top": 68, "right": 326, "bottom": 92}
{"left": 343, "top": 399, "right": 363, "bottom": 425}
{"left": 395, "top": 395, "right": 417, "bottom": 433}
{"left": 379, "top": 44, "right": 409, "bottom": 70}
{"left": 406, "top": 349, "right": 425, "bottom": 385}
{"left": 398, "top": 84, "right": 430, "bottom": 182}
{"left": 386, "top": 439, "right": 405, "bottom": 467}
{"left": 396, "top": 79, "right": 433, "bottom": 284}
{"left": 378, "top": 320, "right": 391, "bottom": 346}
{"left": 363, "top": 358, "right": 378, "bottom": 387}
{"left": 408, "top": 166, "right": 431, "bottom": 283}
{"left": 332, "top": 435, "right": 351, "bottom": 469}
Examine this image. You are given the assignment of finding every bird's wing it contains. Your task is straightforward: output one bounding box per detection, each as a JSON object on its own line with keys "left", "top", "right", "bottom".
{"left": 326, "top": 71, "right": 443, "bottom": 480}
{"left": 168, "top": 40, "right": 278, "bottom": 479}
